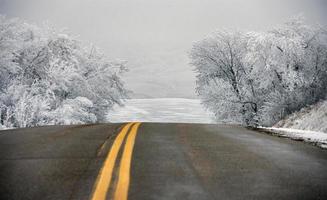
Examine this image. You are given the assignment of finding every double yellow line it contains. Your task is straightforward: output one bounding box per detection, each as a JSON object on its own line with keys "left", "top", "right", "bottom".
{"left": 91, "top": 122, "right": 141, "bottom": 200}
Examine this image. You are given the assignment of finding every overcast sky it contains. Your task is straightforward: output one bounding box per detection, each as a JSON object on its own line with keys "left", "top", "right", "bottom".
{"left": 1, "top": 0, "right": 326, "bottom": 98}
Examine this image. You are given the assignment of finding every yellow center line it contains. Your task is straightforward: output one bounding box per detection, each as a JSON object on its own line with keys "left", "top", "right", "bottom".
{"left": 114, "top": 122, "right": 142, "bottom": 200}
{"left": 91, "top": 122, "right": 134, "bottom": 200}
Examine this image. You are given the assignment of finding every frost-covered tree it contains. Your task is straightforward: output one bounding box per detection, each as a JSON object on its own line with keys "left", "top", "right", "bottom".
{"left": 190, "top": 30, "right": 262, "bottom": 125}
{"left": 190, "top": 16, "right": 327, "bottom": 126}
{"left": 0, "top": 16, "right": 128, "bottom": 128}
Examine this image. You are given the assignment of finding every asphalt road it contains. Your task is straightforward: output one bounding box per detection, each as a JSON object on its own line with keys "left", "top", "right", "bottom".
{"left": 0, "top": 123, "right": 326, "bottom": 200}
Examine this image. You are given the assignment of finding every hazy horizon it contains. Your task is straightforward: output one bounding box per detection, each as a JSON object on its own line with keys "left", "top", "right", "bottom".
{"left": 1, "top": 0, "right": 326, "bottom": 98}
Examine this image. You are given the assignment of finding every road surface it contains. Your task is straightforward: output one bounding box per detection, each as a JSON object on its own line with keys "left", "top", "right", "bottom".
{"left": 0, "top": 123, "right": 326, "bottom": 200}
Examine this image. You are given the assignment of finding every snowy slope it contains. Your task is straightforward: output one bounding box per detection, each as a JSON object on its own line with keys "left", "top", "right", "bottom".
{"left": 107, "top": 98, "right": 214, "bottom": 123}
{"left": 263, "top": 100, "right": 327, "bottom": 148}
{"left": 274, "top": 100, "right": 327, "bottom": 133}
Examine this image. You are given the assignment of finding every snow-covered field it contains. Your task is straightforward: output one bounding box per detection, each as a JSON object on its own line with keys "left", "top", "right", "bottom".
{"left": 107, "top": 98, "right": 214, "bottom": 123}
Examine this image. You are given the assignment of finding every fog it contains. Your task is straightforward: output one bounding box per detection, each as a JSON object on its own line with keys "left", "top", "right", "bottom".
{"left": 1, "top": 0, "right": 326, "bottom": 98}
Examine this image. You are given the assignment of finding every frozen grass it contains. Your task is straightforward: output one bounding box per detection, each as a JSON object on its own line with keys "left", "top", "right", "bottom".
{"left": 107, "top": 98, "right": 215, "bottom": 124}
{"left": 274, "top": 100, "right": 327, "bottom": 133}
{"left": 265, "top": 100, "right": 327, "bottom": 148}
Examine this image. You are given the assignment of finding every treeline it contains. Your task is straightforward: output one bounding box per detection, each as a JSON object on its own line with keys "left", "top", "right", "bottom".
{"left": 190, "top": 16, "right": 327, "bottom": 126}
{"left": 0, "top": 16, "right": 128, "bottom": 128}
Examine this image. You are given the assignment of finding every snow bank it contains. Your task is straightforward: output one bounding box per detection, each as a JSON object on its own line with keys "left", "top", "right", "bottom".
{"left": 107, "top": 98, "right": 215, "bottom": 124}
{"left": 261, "top": 127, "right": 327, "bottom": 148}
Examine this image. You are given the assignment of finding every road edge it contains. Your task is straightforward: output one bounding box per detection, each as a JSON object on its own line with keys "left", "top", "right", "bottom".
{"left": 247, "top": 126, "right": 327, "bottom": 150}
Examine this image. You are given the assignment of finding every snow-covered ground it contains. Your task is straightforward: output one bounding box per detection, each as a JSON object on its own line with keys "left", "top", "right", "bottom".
{"left": 107, "top": 98, "right": 215, "bottom": 124}
{"left": 261, "top": 127, "right": 327, "bottom": 148}
{"left": 264, "top": 100, "right": 327, "bottom": 148}
{"left": 274, "top": 100, "right": 327, "bottom": 133}
{"left": 0, "top": 124, "right": 8, "bottom": 130}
